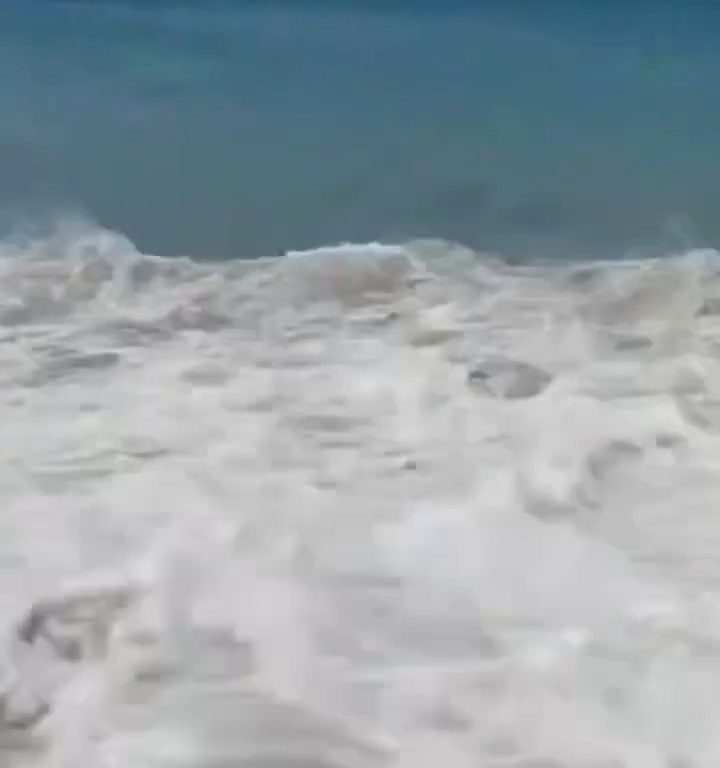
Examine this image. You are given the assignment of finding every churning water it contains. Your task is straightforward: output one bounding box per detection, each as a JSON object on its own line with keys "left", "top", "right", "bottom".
{"left": 4, "top": 1, "right": 720, "bottom": 766}
{"left": 3, "top": 224, "right": 720, "bottom": 766}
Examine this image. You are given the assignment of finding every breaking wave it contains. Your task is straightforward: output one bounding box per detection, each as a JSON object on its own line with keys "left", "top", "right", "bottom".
{"left": 3, "top": 221, "right": 720, "bottom": 766}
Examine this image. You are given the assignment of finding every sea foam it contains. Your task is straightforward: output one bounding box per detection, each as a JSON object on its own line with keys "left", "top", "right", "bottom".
{"left": 2, "top": 221, "right": 720, "bottom": 766}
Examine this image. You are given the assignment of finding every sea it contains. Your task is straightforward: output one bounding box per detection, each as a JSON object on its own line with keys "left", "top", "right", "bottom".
{"left": 3, "top": 1, "right": 720, "bottom": 766}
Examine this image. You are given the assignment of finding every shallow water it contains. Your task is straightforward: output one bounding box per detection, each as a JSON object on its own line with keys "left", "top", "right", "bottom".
{"left": 3, "top": 224, "right": 720, "bottom": 765}
{"left": 5, "top": 2, "right": 720, "bottom": 765}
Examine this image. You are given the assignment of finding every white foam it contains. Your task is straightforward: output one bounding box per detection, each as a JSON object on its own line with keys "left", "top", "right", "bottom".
{"left": 3, "top": 222, "right": 720, "bottom": 766}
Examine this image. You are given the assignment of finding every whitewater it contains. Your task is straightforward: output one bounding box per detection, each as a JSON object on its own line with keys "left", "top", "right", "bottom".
{"left": 3, "top": 222, "right": 720, "bottom": 767}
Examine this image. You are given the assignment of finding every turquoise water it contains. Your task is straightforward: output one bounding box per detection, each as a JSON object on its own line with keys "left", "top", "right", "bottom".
{"left": 9, "top": 6, "right": 720, "bottom": 765}
{"left": 2, "top": 1, "right": 720, "bottom": 258}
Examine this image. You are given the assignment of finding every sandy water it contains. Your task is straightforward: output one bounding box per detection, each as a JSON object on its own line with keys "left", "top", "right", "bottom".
{"left": 2, "top": 224, "right": 720, "bottom": 766}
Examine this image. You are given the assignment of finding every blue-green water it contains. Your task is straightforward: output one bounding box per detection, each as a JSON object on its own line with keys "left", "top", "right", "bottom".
{"left": 9, "top": 7, "right": 720, "bottom": 765}
{"left": 2, "top": 0, "right": 720, "bottom": 258}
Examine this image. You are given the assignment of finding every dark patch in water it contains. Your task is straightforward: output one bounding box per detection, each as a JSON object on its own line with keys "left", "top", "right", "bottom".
{"left": 468, "top": 358, "right": 552, "bottom": 399}
{"left": 503, "top": 199, "right": 566, "bottom": 232}
{"left": 27, "top": 350, "right": 121, "bottom": 385}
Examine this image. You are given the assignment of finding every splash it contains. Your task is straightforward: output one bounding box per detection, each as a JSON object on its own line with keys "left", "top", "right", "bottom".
{"left": 2, "top": 222, "right": 720, "bottom": 767}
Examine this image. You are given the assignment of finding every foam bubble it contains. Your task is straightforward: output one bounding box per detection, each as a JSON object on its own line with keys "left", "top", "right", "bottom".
{"left": 2, "top": 222, "right": 720, "bottom": 766}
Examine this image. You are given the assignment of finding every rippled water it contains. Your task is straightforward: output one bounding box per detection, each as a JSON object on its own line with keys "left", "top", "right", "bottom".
{"left": 3, "top": 1, "right": 720, "bottom": 257}
{"left": 3, "top": 223, "right": 720, "bottom": 765}
{"left": 4, "top": 1, "right": 720, "bottom": 765}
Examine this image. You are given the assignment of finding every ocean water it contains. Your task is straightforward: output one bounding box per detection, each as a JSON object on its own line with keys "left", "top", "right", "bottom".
{"left": 3, "top": 0, "right": 720, "bottom": 257}
{"left": 5, "top": 2, "right": 720, "bottom": 767}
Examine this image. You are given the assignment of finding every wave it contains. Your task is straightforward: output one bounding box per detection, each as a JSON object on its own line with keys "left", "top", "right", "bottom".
{"left": 0, "top": 218, "right": 715, "bottom": 319}
{"left": 4, "top": 219, "right": 720, "bottom": 765}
